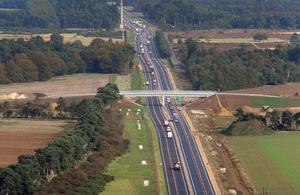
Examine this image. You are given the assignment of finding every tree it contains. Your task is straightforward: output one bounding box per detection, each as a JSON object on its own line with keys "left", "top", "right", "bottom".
{"left": 67, "top": 61, "right": 78, "bottom": 74}
{"left": 95, "top": 83, "right": 123, "bottom": 108}
{"left": 268, "top": 110, "right": 281, "bottom": 130}
{"left": 290, "top": 33, "right": 299, "bottom": 43}
{"left": 253, "top": 33, "right": 268, "bottom": 41}
{"left": 281, "top": 110, "right": 294, "bottom": 130}
{"left": 234, "top": 108, "right": 244, "bottom": 121}
{"left": 55, "top": 97, "right": 67, "bottom": 118}
{"left": 29, "top": 51, "right": 52, "bottom": 81}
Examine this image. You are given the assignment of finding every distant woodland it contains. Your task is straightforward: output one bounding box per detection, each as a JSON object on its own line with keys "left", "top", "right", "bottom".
{"left": 180, "top": 38, "right": 300, "bottom": 91}
{"left": 0, "top": 0, "right": 119, "bottom": 30}
{"left": 128, "top": 0, "right": 300, "bottom": 30}
{"left": 0, "top": 34, "right": 135, "bottom": 84}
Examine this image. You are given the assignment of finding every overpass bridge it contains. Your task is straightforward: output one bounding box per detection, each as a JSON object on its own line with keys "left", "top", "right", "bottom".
{"left": 47, "top": 90, "right": 280, "bottom": 106}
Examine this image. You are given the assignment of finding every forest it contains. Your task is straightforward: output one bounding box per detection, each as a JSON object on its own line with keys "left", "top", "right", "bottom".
{"left": 0, "top": 0, "right": 119, "bottom": 30}
{"left": 128, "top": 0, "right": 300, "bottom": 30}
{"left": 0, "top": 83, "right": 129, "bottom": 194}
{"left": 179, "top": 38, "right": 300, "bottom": 91}
{"left": 0, "top": 33, "right": 135, "bottom": 84}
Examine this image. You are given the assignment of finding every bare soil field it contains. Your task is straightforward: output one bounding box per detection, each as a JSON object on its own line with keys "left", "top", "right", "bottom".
{"left": 0, "top": 74, "right": 110, "bottom": 100}
{"left": 0, "top": 33, "right": 123, "bottom": 46}
{"left": 0, "top": 119, "right": 74, "bottom": 168}
{"left": 170, "top": 29, "right": 294, "bottom": 51}
{"left": 228, "top": 82, "right": 300, "bottom": 96}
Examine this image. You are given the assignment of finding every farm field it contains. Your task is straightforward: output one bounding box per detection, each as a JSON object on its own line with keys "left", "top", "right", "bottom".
{"left": 0, "top": 119, "right": 75, "bottom": 167}
{"left": 228, "top": 132, "right": 300, "bottom": 194}
{"left": 0, "top": 33, "right": 123, "bottom": 46}
{"left": 170, "top": 29, "right": 296, "bottom": 51}
{"left": 0, "top": 74, "right": 110, "bottom": 99}
{"left": 102, "top": 107, "right": 165, "bottom": 195}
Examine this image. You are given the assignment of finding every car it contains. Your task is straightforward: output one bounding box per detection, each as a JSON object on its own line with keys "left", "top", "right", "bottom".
{"left": 177, "top": 107, "right": 182, "bottom": 111}
{"left": 153, "top": 80, "right": 156, "bottom": 83}
{"left": 151, "top": 72, "right": 154, "bottom": 75}
{"left": 149, "top": 51, "right": 152, "bottom": 54}
{"left": 153, "top": 83, "right": 156, "bottom": 86}
{"left": 137, "top": 54, "right": 140, "bottom": 57}
{"left": 152, "top": 58, "right": 155, "bottom": 60}
{"left": 146, "top": 81, "right": 149, "bottom": 85}
{"left": 167, "top": 126, "right": 171, "bottom": 131}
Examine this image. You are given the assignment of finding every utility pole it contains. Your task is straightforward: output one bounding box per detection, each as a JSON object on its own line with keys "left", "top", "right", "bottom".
{"left": 120, "top": 0, "right": 124, "bottom": 29}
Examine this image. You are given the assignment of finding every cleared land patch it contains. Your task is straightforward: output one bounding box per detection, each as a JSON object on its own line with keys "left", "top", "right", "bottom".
{"left": 0, "top": 74, "right": 110, "bottom": 98}
{"left": 228, "top": 132, "right": 300, "bottom": 194}
{"left": 0, "top": 119, "right": 74, "bottom": 167}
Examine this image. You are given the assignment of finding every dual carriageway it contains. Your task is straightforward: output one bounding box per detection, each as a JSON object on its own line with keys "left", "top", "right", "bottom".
{"left": 127, "top": 19, "right": 215, "bottom": 195}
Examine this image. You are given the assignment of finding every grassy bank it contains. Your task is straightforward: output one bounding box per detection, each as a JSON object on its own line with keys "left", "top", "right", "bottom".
{"left": 228, "top": 132, "right": 300, "bottom": 194}
{"left": 101, "top": 107, "right": 166, "bottom": 195}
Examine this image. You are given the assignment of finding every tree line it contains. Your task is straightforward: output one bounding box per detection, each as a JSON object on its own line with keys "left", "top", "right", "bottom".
{"left": 0, "top": 33, "right": 135, "bottom": 84}
{"left": 0, "top": 0, "right": 119, "bottom": 30}
{"left": 129, "top": 0, "right": 300, "bottom": 30}
{"left": 154, "top": 30, "right": 171, "bottom": 58}
{"left": 180, "top": 38, "right": 300, "bottom": 91}
{"left": 223, "top": 108, "right": 300, "bottom": 136}
{"left": 0, "top": 83, "right": 129, "bottom": 194}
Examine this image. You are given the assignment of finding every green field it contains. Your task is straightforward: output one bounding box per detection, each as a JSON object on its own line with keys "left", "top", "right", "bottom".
{"left": 250, "top": 96, "right": 300, "bottom": 107}
{"left": 228, "top": 131, "right": 300, "bottom": 194}
{"left": 101, "top": 107, "right": 166, "bottom": 195}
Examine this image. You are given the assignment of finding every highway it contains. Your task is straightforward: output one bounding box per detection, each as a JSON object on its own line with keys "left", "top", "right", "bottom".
{"left": 126, "top": 19, "right": 215, "bottom": 195}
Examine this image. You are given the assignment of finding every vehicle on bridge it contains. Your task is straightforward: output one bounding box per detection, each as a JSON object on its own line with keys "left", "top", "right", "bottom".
{"left": 174, "top": 161, "right": 180, "bottom": 170}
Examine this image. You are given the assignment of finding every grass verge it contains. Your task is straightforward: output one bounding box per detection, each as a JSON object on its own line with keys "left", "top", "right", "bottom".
{"left": 101, "top": 107, "right": 166, "bottom": 195}
{"left": 161, "top": 59, "right": 173, "bottom": 68}
{"left": 228, "top": 131, "right": 300, "bottom": 194}
{"left": 249, "top": 96, "right": 300, "bottom": 107}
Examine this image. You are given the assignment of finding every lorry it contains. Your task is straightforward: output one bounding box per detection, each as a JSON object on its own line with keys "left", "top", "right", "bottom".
{"left": 146, "top": 59, "right": 150, "bottom": 65}
{"left": 164, "top": 120, "right": 169, "bottom": 126}
{"left": 149, "top": 65, "right": 154, "bottom": 73}
{"left": 167, "top": 131, "right": 173, "bottom": 138}
{"left": 174, "top": 161, "right": 180, "bottom": 170}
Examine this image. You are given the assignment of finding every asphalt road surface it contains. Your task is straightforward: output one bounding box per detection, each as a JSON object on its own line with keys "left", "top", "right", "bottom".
{"left": 126, "top": 18, "right": 215, "bottom": 195}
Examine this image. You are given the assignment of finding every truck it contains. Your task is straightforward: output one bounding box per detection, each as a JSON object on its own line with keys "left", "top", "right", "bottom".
{"left": 146, "top": 59, "right": 150, "bottom": 65}
{"left": 149, "top": 65, "right": 154, "bottom": 72}
{"left": 164, "top": 120, "right": 169, "bottom": 126}
{"left": 174, "top": 161, "right": 180, "bottom": 170}
{"left": 146, "top": 40, "right": 150, "bottom": 46}
{"left": 167, "top": 131, "right": 173, "bottom": 138}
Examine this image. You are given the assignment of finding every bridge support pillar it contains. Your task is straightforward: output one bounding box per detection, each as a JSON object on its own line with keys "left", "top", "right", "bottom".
{"left": 162, "top": 95, "right": 165, "bottom": 107}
